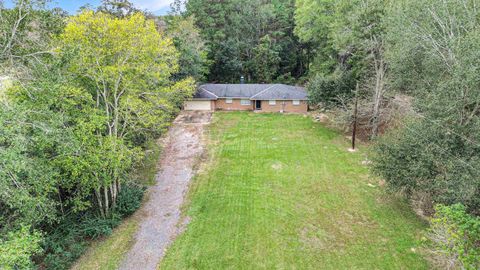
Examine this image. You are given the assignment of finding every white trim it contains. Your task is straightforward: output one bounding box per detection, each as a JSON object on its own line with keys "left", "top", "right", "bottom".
{"left": 240, "top": 99, "right": 251, "bottom": 106}
{"left": 226, "top": 98, "right": 233, "bottom": 104}
{"left": 292, "top": 100, "right": 300, "bottom": 105}
{"left": 249, "top": 84, "right": 278, "bottom": 100}
{"left": 268, "top": 100, "right": 276, "bottom": 105}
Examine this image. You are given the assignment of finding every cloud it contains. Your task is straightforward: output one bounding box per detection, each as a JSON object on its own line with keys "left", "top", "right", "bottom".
{"left": 130, "top": 0, "right": 174, "bottom": 11}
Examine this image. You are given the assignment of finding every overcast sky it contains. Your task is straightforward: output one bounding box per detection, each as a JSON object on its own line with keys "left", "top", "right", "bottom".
{"left": 3, "top": 0, "right": 174, "bottom": 15}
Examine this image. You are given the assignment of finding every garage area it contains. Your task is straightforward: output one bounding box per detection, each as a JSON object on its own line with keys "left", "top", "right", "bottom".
{"left": 184, "top": 100, "right": 212, "bottom": 111}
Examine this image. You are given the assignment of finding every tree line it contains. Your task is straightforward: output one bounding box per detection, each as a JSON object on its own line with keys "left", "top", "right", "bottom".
{"left": 1, "top": 0, "right": 480, "bottom": 268}
{"left": 294, "top": 0, "right": 480, "bottom": 267}
{"left": 174, "top": 0, "right": 312, "bottom": 83}
{"left": 0, "top": 0, "right": 205, "bottom": 268}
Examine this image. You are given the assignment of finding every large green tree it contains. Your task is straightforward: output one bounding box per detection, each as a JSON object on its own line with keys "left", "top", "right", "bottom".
{"left": 59, "top": 11, "right": 195, "bottom": 215}
{"left": 183, "top": 0, "right": 310, "bottom": 83}
{"left": 0, "top": 0, "right": 65, "bottom": 76}
{"left": 373, "top": 0, "right": 480, "bottom": 215}
{"left": 296, "top": 0, "right": 390, "bottom": 137}
{"left": 165, "top": 15, "right": 210, "bottom": 81}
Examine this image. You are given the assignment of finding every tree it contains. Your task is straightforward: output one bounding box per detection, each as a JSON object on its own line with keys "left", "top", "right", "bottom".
{"left": 184, "top": 0, "right": 310, "bottom": 83}
{"left": 294, "top": 0, "right": 337, "bottom": 75}
{"left": 252, "top": 35, "right": 280, "bottom": 82}
{"left": 165, "top": 15, "right": 210, "bottom": 81}
{"left": 0, "top": 3, "right": 197, "bottom": 268}
{"left": 59, "top": 11, "right": 195, "bottom": 215}
{"left": 97, "top": 0, "right": 140, "bottom": 18}
{"left": 0, "top": 0, "right": 65, "bottom": 77}
{"left": 373, "top": 0, "right": 480, "bottom": 215}
{"left": 338, "top": 0, "right": 389, "bottom": 138}
{"left": 295, "top": 0, "right": 390, "bottom": 138}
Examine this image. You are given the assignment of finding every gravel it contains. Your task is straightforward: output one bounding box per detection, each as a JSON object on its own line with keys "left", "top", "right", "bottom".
{"left": 119, "top": 111, "right": 211, "bottom": 270}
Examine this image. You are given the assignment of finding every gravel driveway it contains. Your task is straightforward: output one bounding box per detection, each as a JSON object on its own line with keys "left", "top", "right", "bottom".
{"left": 119, "top": 111, "right": 211, "bottom": 270}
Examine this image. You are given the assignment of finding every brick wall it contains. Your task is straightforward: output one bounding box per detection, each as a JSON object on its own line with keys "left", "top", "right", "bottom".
{"left": 259, "top": 100, "right": 308, "bottom": 113}
{"left": 212, "top": 99, "right": 308, "bottom": 113}
{"left": 214, "top": 98, "right": 254, "bottom": 111}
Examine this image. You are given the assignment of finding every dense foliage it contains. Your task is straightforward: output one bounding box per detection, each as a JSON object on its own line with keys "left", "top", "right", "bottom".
{"left": 295, "top": 0, "right": 480, "bottom": 265}
{"left": 306, "top": 71, "right": 355, "bottom": 108}
{"left": 0, "top": 1, "right": 198, "bottom": 268}
{"left": 181, "top": 0, "right": 311, "bottom": 83}
{"left": 372, "top": 120, "right": 480, "bottom": 214}
{"left": 2, "top": 0, "right": 480, "bottom": 268}
{"left": 371, "top": 0, "right": 480, "bottom": 215}
{"left": 295, "top": 0, "right": 480, "bottom": 213}
{"left": 296, "top": 0, "right": 389, "bottom": 137}
{"left": 164, "top": 15, "right": 210, "bottom": 82}
{"left": 426, "top": 204, "right": 480, "bottom": 269}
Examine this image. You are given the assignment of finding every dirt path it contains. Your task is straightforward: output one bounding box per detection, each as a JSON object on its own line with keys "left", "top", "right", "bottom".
{"left": 119, "top": 111, "right": 211, "bottom": 270}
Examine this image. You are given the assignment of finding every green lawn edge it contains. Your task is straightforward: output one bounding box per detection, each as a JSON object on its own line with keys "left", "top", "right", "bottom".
{"left": 160, "top": 112, "right": 429, "bottom": 270}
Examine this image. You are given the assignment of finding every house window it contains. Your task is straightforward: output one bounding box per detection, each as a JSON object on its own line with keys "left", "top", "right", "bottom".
{"left": 292, "top": 100, "right": 300, "bottom": 106}
{"left": 269, "top": 100, "right": 276, "bottom": 105}
{"left": 240, "top": 99, "right": 251, "bottom": 106}
{"left": 226, "top": 98, "right": 233, "bottom": 104}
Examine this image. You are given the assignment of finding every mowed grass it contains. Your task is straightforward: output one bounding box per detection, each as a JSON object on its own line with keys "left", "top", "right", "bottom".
{"left": 160, "top": 112, "right": 429, "bottom": 269}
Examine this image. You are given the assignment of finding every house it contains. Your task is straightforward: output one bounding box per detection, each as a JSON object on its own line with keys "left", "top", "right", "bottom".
{"left": 184, "top": 84, "right": 308, "bottom": 113}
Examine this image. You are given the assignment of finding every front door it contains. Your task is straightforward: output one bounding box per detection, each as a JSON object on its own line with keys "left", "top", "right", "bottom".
{"left": 255, "top": 100, "right": 262, "bottom": 110}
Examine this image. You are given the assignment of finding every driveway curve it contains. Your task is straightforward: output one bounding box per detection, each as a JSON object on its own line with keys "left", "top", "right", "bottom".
{"left": 119, "top": 111, "right": 211, "bottom": 270}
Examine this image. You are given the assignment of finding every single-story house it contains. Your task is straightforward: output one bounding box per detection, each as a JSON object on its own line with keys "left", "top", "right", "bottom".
{"left": 184, "top": 84, "right": 308, "bottom": 113}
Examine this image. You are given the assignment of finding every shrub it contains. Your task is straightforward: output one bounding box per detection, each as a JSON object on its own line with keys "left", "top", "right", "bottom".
{"left": 307, "top": 71, "right": 355, "bottom": 108}
{"left": 371, "top": 119, "right": 480, "bottom": 215}
{"left": 426, "top": 204, "right": 480, "bottom": 269}
{"left": 78, "top": 216, "right": 121, "bottom": 239}
{"left": 114, "top": 184, "right": 146, "bottom": 218}
{"left": 0, "top": 226, "right": 42, "bottom": 270}
{"left": 41, "top": 211, "right": 123, "bottom": 270}
{"left": 42, "top": 238, "right": 87, "bottom": 270}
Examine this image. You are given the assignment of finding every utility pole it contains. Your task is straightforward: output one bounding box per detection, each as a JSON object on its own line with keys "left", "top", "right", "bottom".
{"left": 351, "top": 83, "right": 359, "bottom": 151}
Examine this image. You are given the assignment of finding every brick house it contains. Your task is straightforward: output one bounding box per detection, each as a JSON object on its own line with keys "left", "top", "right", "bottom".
{"left": 184, "top": 84, "right": 308, "bottom": 113}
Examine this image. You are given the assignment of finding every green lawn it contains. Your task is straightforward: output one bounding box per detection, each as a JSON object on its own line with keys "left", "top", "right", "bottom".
{"left": 160, "top": 112, "right": 429, "bottom": 269}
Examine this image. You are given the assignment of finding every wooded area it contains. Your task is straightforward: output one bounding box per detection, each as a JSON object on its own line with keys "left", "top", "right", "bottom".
{"left": 0, "top": 1, "right": 200, "bottom": 268}
{"left": 1, "top": 0, "right": 479, "bottom": 269}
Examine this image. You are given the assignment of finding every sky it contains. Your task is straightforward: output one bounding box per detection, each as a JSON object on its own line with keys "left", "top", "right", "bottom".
{"left": 3, "top": 0, "right": 174, "bottom": 15}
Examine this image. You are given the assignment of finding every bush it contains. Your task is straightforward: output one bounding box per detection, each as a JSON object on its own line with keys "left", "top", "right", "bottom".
{"left": 78, "top": 216, "right": 121, "bottom": 239}
{"left": 426, "top": 204, "right": 480, "bottom": 269}
{"left": 41, "top": 211, "right": 123, "bottom": 270}
{"left": 41, "top": 214, "right": 89, "bottom": 270}
{"left": 41, "top": 184, "right": 144, "bottom": 269}
{"left": 0, "top": 226, "right": 42, "bottom": 270}
{"left": 114, "top": 184, "right": 146, "bottom": 218}
{"left": 42, "top": 237, "right": 87, "bottom": 270}
{"left": 307, "top": 71, "right": 355, "bottom": 108}
{"left": 371, "top": 119, "right": 480, "bottom": 215}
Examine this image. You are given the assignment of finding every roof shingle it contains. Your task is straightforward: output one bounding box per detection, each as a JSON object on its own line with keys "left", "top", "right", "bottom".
{"left": 193, "top": 84, "right": 307, "bottom": 100}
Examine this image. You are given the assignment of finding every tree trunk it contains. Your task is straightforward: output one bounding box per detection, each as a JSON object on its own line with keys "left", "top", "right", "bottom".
{"left": 371, "top": 40, "right": 386, "bottom": 139}
{"left": 95, "top": 188, "right": 105, "bottom": 218}
{"left": 104, "top": 185, "right": 109, "bottom": 216}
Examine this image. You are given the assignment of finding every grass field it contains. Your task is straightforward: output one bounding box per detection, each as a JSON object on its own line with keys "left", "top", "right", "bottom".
{"left": 160, "top": 112, "right": 429, "bottom": 269}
